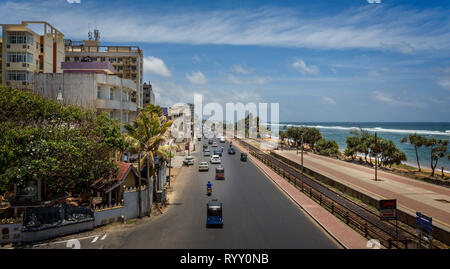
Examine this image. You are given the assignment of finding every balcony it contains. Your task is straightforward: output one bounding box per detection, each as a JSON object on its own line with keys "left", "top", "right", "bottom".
{"left": 95, "top": 99, "right": 137, "bottom": 112}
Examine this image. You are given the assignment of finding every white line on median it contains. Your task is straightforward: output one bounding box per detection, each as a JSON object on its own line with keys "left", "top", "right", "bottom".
{"left": 91, "top": 236, "right": 99, "bottom": 243}
{"left": 100, "top": 234, "right": 107, "bottom": 240}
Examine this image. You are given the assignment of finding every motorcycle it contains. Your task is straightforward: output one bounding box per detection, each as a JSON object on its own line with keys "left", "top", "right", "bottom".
{"left": 207, "top": 187, "right": 212, "bottom": 196}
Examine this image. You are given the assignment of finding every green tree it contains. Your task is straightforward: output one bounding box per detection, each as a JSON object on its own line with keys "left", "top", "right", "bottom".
{"left": 124, "top": 104, "right": 172, "bottom": 213}
{"left": 315, "top": 139, "right": 340, "bottom": 157}
{"left": 303, "top": 127, "right": 322, "bottom": 151}
{"left": 344, "top": 136, "right": 361, "bottom": 161}
{"left": 0, "top": 86, "right": 124, "bottom": 200}
{"left": 424, "top": 138, "right": 448, "bottom": 177}
{"left": 400, "top": 134, "right": 425, "bottom": 171}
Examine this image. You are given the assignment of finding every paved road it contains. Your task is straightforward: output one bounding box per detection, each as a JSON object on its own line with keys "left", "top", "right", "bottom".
{"left": 31, "top": 139, "right": 340, "bottom": 249}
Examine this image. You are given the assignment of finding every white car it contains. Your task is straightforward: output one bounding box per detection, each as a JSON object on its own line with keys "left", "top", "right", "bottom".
{"left": 212, "top": 142, "right": 218, "bottom": 147}
{"left": 203, "top": 150, "right": 211, "bottom": 156}
{"left": 183, "top": 156, "right": 195, "bottom": 166}
{"left": 219, "top": 137, "right": 225, "bottom": 143}
{"left": 210, "top": 155, "right": 221, "bottom": 164}
{"left": 198, "top": 161, "right": 209, "bottom": 171}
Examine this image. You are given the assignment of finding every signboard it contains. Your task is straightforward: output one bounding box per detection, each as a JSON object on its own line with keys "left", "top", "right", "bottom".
{"left": 379, "top": 199, "right": 397, "bottom": 220}
{"left": 416, "top": 212, "right": 432, "bottom": 233}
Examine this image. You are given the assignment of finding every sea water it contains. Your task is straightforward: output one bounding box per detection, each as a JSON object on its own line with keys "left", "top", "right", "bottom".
{"left": 275, "top": 122, "right": 450, "bottom": 171}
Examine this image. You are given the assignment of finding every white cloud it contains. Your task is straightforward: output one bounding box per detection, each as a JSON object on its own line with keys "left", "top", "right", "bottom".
{"left": 439, "top": 79, "right": 450, "bottom": 90}
{"left": 367, "top": 0, "right": 381, "bottom": 3}
{"left": 372, "top": 91, "right": 424, "bottom": 107}
{"left": 227, "top": 74, "right": 271, "bottom": 85}
{"left": 321, "top": 96, "right": 336, "bottom": 105}
{"left": 232, "top": 64, "right": 252, "bottom": 74}
{"left": 143, "top": 56, "right": 172, "bottom": 77}
{"left": 1, "top": 3, "right": 448, "bottom": 54}
{"left": 67, "top": 0, "right": 81, "bottom": 3}
{"left": 186, "top": 71, "right": 207, "bottom": 85}
{"left": 292, "top": 59, "right": 319, "bottom": 75}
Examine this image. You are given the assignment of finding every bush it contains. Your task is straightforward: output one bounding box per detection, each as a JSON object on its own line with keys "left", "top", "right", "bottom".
{"left": 315, "top": 138, "right": 340, "bottom": 157}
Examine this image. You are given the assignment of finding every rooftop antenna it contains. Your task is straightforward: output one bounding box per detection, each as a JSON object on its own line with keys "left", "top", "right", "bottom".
{"left": 88, "top": 29, "right": 93, "bottom": 40}
{"left": 94, "top": 28, "right": 100, "bottom": 41}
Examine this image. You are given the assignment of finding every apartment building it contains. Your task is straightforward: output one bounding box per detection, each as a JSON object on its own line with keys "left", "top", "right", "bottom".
{"left": 32, "top": 62, "right": 138, "bottom": 127}
{"left": 143, "top": 81, "right": 155, "bottom": 106}
{"left": 64, "top": 38, "right": 144, "bottom": 109}
{"left": 0, "top": 21, "right": 64, "bottom": 90}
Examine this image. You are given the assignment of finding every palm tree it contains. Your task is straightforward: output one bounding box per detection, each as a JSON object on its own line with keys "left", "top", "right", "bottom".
{"left": 124, "top": 105, "right": 172, "bottom": 216}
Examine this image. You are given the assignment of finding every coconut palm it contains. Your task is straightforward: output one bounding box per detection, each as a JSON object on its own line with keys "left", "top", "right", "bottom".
{"left": 124, "top": 104, "right": 172, "bottom": 216}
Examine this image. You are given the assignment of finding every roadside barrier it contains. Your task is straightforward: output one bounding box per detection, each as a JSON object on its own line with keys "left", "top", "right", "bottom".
{"left": 236, "top": 138, "right": 424, "bottom": 249}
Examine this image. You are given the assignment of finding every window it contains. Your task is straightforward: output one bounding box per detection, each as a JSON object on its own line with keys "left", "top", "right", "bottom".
{"left": 118, "top": 58, "right": 123, "bottom": 63}
{"left": 74, "top": 57, "right": 79, "bottom": 62}
{"left": 101, "top": 57, "right": 105, "bottom": 62}
{"left": 109, "top": 58, "right": 116, "bottom": 63}
{"left": 117, "top": 66, "right": 123, "bottom": 71}
{"left": 131, "top": 66, "right": 137, "bottom": 72}
{"left": 7, "top": 52, "right": 33, "bottom": 63}
{"left": 6, "top": 71, "right": 30, "bottom": 81}
{"left": 7, "top": 31, "right": 33, "bottom": 45}
{"left": 131, "top": 57, "right": 137, "bottom": 63}
{"left": 97, "top": 86, "right": 101, "bottom": 99}
{"left": 110, "top": 89, "right": 114, "bottom": 100}
{"left": 132, "top": 74, "right": 136, "bottom": 80}
{"left": 65, "top": 57, "right": 70, "bottom": 62}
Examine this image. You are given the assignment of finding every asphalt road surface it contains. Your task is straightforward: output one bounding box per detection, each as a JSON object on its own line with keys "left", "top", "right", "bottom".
{"left": 31, "top": 139, "right": 340, "bottom": 249}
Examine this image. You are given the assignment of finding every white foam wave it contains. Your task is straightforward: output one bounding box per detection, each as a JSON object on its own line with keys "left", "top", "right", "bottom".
{"left": 273, "top": 123, "right": 450, "bottom": 136}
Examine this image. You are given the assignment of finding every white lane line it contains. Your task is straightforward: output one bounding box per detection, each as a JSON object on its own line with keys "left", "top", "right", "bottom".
{"left": 91, "top": 236, "right": 99, "bottom": 243}
{"left": 33, "top": 234, "right": 100, "bottom": 247}
{"left": 100, "top": 233, "right": 107, "bottom": 240}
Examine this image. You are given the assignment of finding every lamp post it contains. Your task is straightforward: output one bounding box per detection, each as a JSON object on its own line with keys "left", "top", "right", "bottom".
{"left": 375, "top": 132, "right": 378, "bottom": 182}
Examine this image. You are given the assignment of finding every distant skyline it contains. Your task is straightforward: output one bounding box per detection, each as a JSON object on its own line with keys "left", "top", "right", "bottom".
{"left": 1, "top": 0, "right": 449, "bottom": 122}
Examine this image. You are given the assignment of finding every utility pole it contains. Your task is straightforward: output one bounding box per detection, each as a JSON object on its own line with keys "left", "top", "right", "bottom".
{"left": 375, "top": 132, "right": 378, "bottom": 182}
{"left": 301, "top": 136, "right": 304, "bottom": 174}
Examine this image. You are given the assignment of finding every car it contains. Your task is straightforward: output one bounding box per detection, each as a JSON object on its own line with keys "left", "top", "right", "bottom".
{"left": 213, "top": 149, "right": 222, "bottom": 156}
{"left": 183, "top": 156, "right": 195, "bottom": 166}
{"left": 219, "top": 137, "right": 225, "bottom": 143}
{"left": 212, "top": 142, "right": 218, "bottom": 147}
{"left": 198, "top": 161, "right": 209, "bottom": 171}
{"left": 203, "top": 144, "right": 209, "bottom": 151}
{"left": 228, "top": 147, "right": 236, "bottom": 154}
{"left": 208, "top": 139, "right": 213, "bottom": 145}
{"left": 240, "top": 153, "right": 247, "bottom": 162}
{"left": 198, "top": 137, "right": 202, "bottom": 141}
{"left": 203, "top": 150, "right": 211, "bottom": 157}
{"left": 210, "top": 155, "right": 221, "bottom": 164}
{"left": 206, "top": 199, "right": 223, "bottom": 228}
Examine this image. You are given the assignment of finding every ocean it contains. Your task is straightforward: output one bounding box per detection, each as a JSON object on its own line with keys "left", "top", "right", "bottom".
{"left": 275, "top": 122, "right": 450, "bottom": 171}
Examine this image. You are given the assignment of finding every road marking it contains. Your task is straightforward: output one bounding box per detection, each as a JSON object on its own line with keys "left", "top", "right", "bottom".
{"left": 91, "top": 236, "right": 99, "bottom": 243}
{"left": 100, "top": 233, "right": 107, "bottom": 240}
{"left": 33, "top": 234, "right": 100, "bottom": 247}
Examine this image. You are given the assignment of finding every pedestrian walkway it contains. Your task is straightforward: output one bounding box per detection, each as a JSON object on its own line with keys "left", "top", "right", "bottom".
{"left": 233, "top": 140, "right": 370, "bottom": 249}
{"left": 275, "top": 150, "right": 450, "bottom": 230}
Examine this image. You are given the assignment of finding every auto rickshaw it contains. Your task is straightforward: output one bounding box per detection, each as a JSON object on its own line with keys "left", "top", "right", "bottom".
{"left": 206, "top": 200, "right": 223, "bottom": 228}
{"left": 215, "top": 166, "right": 225, "bottom": 180}
{"left": 240, "top": 153, "right": 247, "bottom": 162}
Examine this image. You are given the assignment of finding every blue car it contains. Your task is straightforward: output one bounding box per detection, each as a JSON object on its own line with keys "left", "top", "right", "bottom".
{"left": 213, "top": 149, "right": 222, "bottom": 156}
{"left": 206, "top": 200, "right": 223, "bottom": 228}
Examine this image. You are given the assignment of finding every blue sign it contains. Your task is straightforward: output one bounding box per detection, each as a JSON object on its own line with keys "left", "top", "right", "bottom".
{"left": 416, "top": 212, "right": 432, "bottom": 233}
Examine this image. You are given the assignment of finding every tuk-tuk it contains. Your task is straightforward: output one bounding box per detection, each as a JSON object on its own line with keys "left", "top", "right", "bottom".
{"left": 206, "top": 200, "right": 223, "bottom": 227}
{"left": 215, "top": 166, "right": 225, "bottom": 180}
{"left": 203, "top": 144, "right": 208, "bottom": 151}
{"left": 240, "top": 153, "right": 247, "bottom": 162}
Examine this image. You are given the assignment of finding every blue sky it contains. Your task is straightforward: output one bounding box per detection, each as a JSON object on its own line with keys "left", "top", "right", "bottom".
{"left": 1, "top": 0, "right": 450, "bottom": 122}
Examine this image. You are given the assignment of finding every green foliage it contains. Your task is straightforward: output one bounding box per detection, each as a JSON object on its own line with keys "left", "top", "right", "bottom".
{"left": 0, "top": 86, "right": 124, "bottom": 197}
{"left": 315, "top": 139, "right": 340, "bottom": 157}
{"left": 345, "top": 129, "right": 407, "bottom": 168}
{"left": 302, "top": 127, "right": 322, "bottom": 151}
{"left": 423, "top": 138, "right": 448, "bottom": 177}
{"left": 401, "top": 133, "right": 426, "bottom": 171}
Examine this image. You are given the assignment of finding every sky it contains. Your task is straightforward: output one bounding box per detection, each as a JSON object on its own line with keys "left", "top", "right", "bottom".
{"left": 1, "top": 0, "right": 450, "bottom": 122}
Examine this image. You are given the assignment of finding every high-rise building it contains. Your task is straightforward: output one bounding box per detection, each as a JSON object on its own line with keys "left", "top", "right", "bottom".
{"left": 0, "top": 21, "right": 65, "bottom": 90}
{"left": 143, "top": 81, "right": 155, "bottom": 106}
{"left": 64, "top": 35, "right": 144, "bottom": 109}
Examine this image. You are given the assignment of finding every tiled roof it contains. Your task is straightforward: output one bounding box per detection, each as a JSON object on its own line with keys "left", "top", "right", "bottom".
{"left": 92, "top": 162, "right": 138, "bottom": 192}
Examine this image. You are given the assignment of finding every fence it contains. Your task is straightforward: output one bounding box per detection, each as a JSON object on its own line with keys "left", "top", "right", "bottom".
{"left": 237, "top": 138, "right": 423, "bottom": 249}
